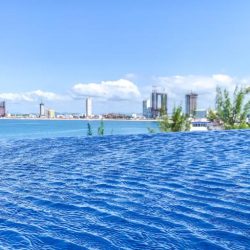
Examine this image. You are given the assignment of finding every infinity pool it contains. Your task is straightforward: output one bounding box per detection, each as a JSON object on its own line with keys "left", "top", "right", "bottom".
{"left": 0, "top": 130, "right": 249, "bottom": 249}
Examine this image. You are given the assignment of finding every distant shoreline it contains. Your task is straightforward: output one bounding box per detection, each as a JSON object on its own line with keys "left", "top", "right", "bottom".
{"left": 0, "top": 117, "right": 157, "bottom": 122}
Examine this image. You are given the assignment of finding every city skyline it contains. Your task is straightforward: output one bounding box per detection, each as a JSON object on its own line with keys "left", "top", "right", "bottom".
{"left": 2, "top": 90, "right": 198, "bottom": 117}
{"left": 1, "top": 1, "right": 250, "bottom": 113}
{"left": 1, "top": 74, "right": 247, "bottom": 115}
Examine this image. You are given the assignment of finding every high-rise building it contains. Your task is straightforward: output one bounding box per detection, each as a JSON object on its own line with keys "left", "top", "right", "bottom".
{"left": 47, "top": 109, "right": 55, "bottom": 119}
{"left": 0, "top": 101, "right": 6, "bottom": 117}
{"left": 151, "top": 90, "right": 167, "bottom": 118}
{"left": 142, "top": 99, "right": 151, "bottom": 118}
{"left": 185, "top": 92, "right": 198, "bottom": 116}
{"left": 86, "top": 97, "right": 92, "bottom": 117}
{"left": 39, "top": 102, "right": 45, "bottom": 117}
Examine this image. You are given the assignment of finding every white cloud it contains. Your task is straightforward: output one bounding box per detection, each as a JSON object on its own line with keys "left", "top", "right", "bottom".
{"left": 72, "top": 79, "right": 141, "bottom": 101}
{"left": 151, "top": 74, "right": 249, "bottom": 109}
{"left": 212, "top": 74, "right": 233, "bottom": 84}
{"left": 124, "top": 73, "right": 137, "bottom": 80}
{"left": 1, "top": 75, "right": 249, "bottom": 114}
{"left": 0, "top": 90, "right": 67, "bottom": 102}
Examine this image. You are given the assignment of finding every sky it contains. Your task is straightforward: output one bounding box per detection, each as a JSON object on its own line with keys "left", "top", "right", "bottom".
{"left": 0, "top": 0, "right": 250, "bottom": 114}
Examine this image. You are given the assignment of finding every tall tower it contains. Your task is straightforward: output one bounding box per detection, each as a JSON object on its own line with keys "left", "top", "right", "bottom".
{"left": 142, "top": 99, "right": 151, "bottom": 118}
{"left": 0, "top": 101, "right": 6, "bottom": 117}
{"left": 151, "top": 87, "right": 167, "bottom": 118}
{"left": 151, "top": 90, "right": 157, "bottom": 117}
{"left": 86, "top": 97, "right": 92, "bottom": 117}
{"left": 39, "top": 102, "right": 45, "bottom": 117}
{"left": 185, "top": 92, "right": 198, "bottom": 117}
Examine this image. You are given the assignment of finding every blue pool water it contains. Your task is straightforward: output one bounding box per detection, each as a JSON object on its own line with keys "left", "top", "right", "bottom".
{"left": 0, "top": 128, "right": 249, "bottom": 249}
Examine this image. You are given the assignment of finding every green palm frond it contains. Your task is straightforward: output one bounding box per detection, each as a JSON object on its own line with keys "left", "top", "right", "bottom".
{"left": 159, "top": 105, "right": 190, "bottom": 132}
{"left": 215, "top": 85, "right": 250, "bottom": 129}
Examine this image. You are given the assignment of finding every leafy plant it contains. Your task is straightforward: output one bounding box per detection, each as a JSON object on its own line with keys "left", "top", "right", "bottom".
{"left": 87, "top": 122, "right": 93, "bottom": 136}
{"left": 98, "top": 120, "right": 105, "bottom": 136}
{"left": 159, "top": 115, "right": 171, "bottom": 132}
{"left": 207, "top": 109, "right": 217, "bottom": 122}
{"left": 147, "top": 127, "right": 156, "bottom": 133}
{"left": 215, "top": 86, "right": 250, "bottom": 129}
{"left": 159, "top": 105, "right": 190, "bottom": 132}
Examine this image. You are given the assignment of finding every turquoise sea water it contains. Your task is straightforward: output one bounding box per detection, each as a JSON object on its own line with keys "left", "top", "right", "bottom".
{"left": 0, "top": 120, "right": 249, "bottom": 249}
{"left": 0, "top": 119, "right": 158, "bottom": 139}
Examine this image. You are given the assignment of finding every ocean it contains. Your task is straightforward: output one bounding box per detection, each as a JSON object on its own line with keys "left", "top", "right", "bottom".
{"left": 0, "top": 120, "right": 249, "bottom": 249}
{"left": 0, "top": 119, "right": 158, "bottom": 139}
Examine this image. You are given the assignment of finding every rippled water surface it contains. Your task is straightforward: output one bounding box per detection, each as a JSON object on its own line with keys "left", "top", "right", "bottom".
{"left": 0, "top": 130, "right": 250, "bottom": 249}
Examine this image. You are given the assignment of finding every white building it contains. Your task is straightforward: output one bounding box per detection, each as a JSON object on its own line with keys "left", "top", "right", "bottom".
{"left": 86, "top": 97, "right": 92, "bottom": 117}
{"left": 131, "top": 113, "right": 137, "bottom": 119}
{"left": 142, "top": 99, "right": 151, "bottom": 118}
{"left": 190, "top": 121, "right": 210, "bottom": 131}
{"left": 47, "top": 109, "right": 55, "bottom": 119}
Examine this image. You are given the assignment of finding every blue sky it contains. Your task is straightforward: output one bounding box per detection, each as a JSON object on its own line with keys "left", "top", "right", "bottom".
{"left": 0, "top": 0, "right": 250, "bottom": 114}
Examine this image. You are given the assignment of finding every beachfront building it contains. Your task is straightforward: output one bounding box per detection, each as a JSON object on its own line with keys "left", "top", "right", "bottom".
{"left": 151, "top": 89, "right": 168, "bottom": 118}
{"left": 185, "top": 92, "right": 198, "bottom": 117}
{"left": 0, "top": 101, "right": 6, "bottom": 117}
{"left": 39, "top": 102, "right": 45, "bottom": 117}
{"left": 142, "top": 99, "right": 151, "bottom": 118}
{"left": 86, "top": 97, "right": 92, "bottom": 118}
{"left": 47, "top": 109, "right": 56, "bottom": 119}
{"left": 191, "top": 121, "right": 211, "bottom": 131}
